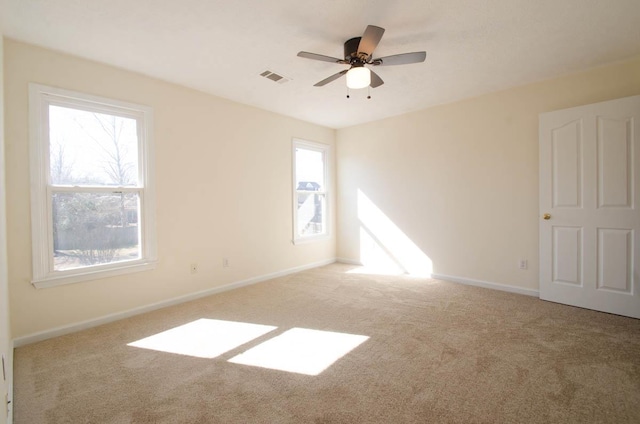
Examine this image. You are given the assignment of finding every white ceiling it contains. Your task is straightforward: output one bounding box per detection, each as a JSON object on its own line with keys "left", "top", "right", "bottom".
{"left": 2, "top": 0, "right": 640, "bottom": 129}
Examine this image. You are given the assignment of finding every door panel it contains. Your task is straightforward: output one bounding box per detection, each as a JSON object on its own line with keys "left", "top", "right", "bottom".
{"left": 597, "top": 117, "right": 632, "bottom": 208}
{"left": 552, "top": 226, "right": 582, "bottom": 285}
{"left": 539, "top": 95, "right": 640, "bottom": 319}
{"left": 597, "top": 228, "right": 632, "bottom": 293}
{"left": 552, "top": 120, "right": 583, "bottom": 208}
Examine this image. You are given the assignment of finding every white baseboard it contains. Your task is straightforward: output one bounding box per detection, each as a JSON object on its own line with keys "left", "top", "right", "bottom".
{"left": 13, "top": 258, "right": 337, "bottom": 347}
{"left": 337, "top": 259, "right": 537, "bottom": 297}
{"left": 431, "top": 273, "right": 539, "bottom": 297}
{"left": 7, "top": 339, "right": 13, "bottom": 424}
{"left": 336, "top": 258, "right": 363, "bottom": 265}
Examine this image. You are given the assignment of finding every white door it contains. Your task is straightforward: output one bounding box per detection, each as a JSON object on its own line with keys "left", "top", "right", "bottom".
{"left": 539, "top": 95, "right": 640, "bottom": 319}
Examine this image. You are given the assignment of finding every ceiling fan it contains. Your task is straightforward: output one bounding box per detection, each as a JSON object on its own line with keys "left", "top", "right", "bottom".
{"left": 297, "top": 25, "right": 426, "bottom": 90}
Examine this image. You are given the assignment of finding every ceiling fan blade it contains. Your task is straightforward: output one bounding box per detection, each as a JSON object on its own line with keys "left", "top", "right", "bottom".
{"left": 297, "top": 51, "right": 348, "bottom": 64}
{"left": 314, "top": 69, "right": 349, "bottom": 87}
{"left": 357, "top": 25, "right": 385, "bottom": 58}
{"left": 373, "top": 51, "right": 427, "bottom": 66}
{"left": 370, "top": 70, "right": 384, "bottom": 88}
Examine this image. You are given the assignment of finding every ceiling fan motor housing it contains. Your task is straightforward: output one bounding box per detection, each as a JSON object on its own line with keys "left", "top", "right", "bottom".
{"left": 344, "top": 37, "right": 364, "bottom": 62}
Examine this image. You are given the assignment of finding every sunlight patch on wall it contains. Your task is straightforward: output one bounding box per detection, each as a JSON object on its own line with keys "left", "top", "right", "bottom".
{"left": 228, "top": 328, "right": 369, "bottom": 376}
{"left": 356, "top": 189, "right": 433, "bottom": 277}
{"left": 354, "top": 226, "right": 405, "bottom": 275}
{"left": 127, "top": 318, "right": 276, "bottom": 359}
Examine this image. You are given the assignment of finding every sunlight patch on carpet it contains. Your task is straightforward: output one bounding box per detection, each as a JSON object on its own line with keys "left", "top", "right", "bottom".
{"left": 228, "top": 328, "right": 369, "bottom": 376}
{"left": 127, "top": 318, "right": 277, "bottom": 358}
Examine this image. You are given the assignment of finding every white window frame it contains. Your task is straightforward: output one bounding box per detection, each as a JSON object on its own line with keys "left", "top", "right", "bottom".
{"left": 292, "top": 139, "right": 330, "bottom": 244}
{"left": 29, "top": 84, "right": 157, "bottom": 288}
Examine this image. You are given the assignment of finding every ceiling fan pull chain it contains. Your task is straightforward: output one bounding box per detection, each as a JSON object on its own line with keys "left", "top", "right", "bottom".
{"left": 367, "top": 86, "right": 371, "bottom": 99}
{"left": 346, "top": 87, "right": 350, "bottom": 99}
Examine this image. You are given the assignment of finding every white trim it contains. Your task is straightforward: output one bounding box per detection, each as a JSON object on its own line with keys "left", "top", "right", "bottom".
{"left": 28, "top": 83, "right": 157, "bottom": 287}
{"left": 293, "top": 233, "right": 330, "bottom": 244}
{"left": 431, "top": 273, "right": 539, "bottom": 297}
{"left": 29, "top": 85, "right": 51, "bottom": 280}
{"left": 0, "top": 35, "right": 14, "bottom": 424}
{"left": 6, "top": 341, "right": 13, "bottom": 424}
{"left": 13, "top": 258, "right": 337, "bottom": 347}
{"left": 337, "top": 259, "right": 537, "bottom": 296}
{"left": 292, "top": 138, "right": 331, "bottom": 244}
{"left": 336, "top": 258, "right": 538, "bottom": 296}
{"left": 32, "top": 260, "right": 157, "bottom": 288}
{"left": 336, "top": 258, "right": 363, "bottom": 265}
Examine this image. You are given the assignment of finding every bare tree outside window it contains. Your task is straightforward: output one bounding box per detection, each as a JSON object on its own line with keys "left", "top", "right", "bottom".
{"left": 29, "top": 84, "right": 155, "bottom": 287}
{"left": 78, "top": 113, "right": 137, "bottom": 228}
{"left": 50, "top": 141, "right": 75, "bottom": 185}
{"left": 49, "top": 106, "right": 141, "bottom": 270}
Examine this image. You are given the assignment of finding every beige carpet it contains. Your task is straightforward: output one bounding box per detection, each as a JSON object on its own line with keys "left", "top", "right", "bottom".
{"left": 13, "top": 264, "right": 640, "bottom": 423}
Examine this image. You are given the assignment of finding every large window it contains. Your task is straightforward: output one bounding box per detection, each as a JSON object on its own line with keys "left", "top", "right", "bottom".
{"left": 29, "top": 84, "right": 156, "bottom": 288}
{"left": 293, "top": 139, "right": 329, "bottom": 243}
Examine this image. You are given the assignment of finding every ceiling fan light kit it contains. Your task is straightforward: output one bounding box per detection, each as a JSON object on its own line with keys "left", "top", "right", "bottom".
{"left": 346, "top": 66, "right": 371, "bottom": 89}
{"left": 297, "top": 25, "right": 426, "bottom": 93}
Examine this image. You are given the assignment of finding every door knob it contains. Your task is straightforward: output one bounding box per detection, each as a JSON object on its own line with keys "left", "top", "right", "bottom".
{"left": 543, "top": 213, "right": 551, "bottom": 220}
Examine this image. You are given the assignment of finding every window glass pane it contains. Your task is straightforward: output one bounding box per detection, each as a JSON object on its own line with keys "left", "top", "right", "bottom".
{"left": 49, "top": 105, "right": 139, "bottom": 186}
{"left": 52, "top": 192, "right": 141, "bottom": 271}
{"left": 295, "top": 148, "right": 324, "bottom": 191}
{"left": 297, "top": 193, "right": 325, "bottom": 236}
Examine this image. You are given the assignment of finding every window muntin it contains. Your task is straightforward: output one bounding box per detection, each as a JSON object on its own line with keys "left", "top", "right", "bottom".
{"left": 30, "top": 84, "right": 156, "bottom": 287}
{"left": 293, "top": 140, "right": 329, "bottom": 242}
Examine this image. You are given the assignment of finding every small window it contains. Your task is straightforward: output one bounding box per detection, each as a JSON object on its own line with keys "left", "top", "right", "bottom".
{"left": 293, "top": 139, "right": 330, "bottom": 243}
{"left": 29, "top": 84, "right": 157, "bottom": 287}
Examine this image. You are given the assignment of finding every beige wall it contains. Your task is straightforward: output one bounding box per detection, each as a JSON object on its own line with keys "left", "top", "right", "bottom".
{"left": 1, "top": 31, "right": 14, "bottom": 424}
{"left": 5, "top": 36, "right": 640, "bottom": 341}
{"left": 337, "top": 56, "right": 640, "bottom": 290}
{"left": 4, "top": 39, "right": 336, "bottom": 339}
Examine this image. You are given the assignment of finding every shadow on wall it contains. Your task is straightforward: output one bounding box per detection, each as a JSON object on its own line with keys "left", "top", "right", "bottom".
{"left": 353, "top": 189, "right": 433, "bottom": 277}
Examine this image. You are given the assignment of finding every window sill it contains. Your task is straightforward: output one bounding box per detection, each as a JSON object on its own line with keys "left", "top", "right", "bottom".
{"left": 32, "top": 260, "right": 157, "bottom": 289}
{"left": 293, "top": 234, "right": 331, "bottom": 245}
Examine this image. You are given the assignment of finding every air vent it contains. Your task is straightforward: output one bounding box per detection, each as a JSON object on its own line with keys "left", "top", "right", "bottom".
{"left": 260, "top": 70, "right": 291, "bottom": 84}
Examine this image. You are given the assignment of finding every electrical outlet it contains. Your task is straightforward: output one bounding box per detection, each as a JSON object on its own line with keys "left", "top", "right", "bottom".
{"left": 519, "top": 259, "right": 528, "bottom": 270}
{"left": 190, "top": 263, "right": 198, "bottom": 274}
{"left": 222, "top": 258, "right": 230, "bottom": 268}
